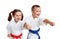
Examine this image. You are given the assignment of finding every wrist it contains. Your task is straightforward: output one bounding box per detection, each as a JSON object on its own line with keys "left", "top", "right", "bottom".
{"left": 7, "top": 34, "right": 11, "bottom": 37}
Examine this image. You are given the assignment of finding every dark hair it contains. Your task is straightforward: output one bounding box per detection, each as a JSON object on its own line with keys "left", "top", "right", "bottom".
{"left": 8, "top": 9, "right": 23, "bottom": 21}
{"left": 31, "top": 5, "right": 40, "bottom": 11}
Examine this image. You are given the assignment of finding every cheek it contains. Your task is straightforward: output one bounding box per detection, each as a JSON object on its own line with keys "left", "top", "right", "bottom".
{"left": 19, "top": 16, "right": 22, "bottom": 19}
{"left": 14, "top": 16, "right": 18, "bottom": 20}
{"left": 16, "top": 16, "right": 22, "bottom": 20}
{"left": 36, "top": 13, "right": 40, "bottom": 16}
{"left": 14, "top": 15, "right": 18, "bottom": 19}
{"left": 37, "top": 11, "right": 41, "bottom": 14}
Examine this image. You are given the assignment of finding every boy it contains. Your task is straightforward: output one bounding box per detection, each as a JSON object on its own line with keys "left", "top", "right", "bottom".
{"left": 25, "top": 5, "right": 54, "bottom": 39}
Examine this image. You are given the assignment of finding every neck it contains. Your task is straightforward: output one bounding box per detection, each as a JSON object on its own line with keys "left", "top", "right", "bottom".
{"left": 15, "top": 20, "right": 18, "bottom": 23}
{"left": 14, "top": 20, "right": 21, "bottom": 23}
{"left": 32, "top": 14, "right": 39, "bottom": 19}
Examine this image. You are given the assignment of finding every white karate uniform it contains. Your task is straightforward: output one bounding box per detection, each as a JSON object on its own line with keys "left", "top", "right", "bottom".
{"left": 6, "top": 20, "right": 25, "bottom": 39}
{"left": 24, "top": 15, "right": 46, "bottom": 39}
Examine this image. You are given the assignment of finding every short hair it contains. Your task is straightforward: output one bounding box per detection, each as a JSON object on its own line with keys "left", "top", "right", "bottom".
{"left": 31, "top": 5, "right": 40, "bottom": 11}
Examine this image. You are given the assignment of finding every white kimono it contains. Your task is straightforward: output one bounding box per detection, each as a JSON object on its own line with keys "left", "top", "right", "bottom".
{"left": 24, "top": 15, "right": 46, "bottom": 39}
{"left": 6, "top": 20, "right": 25, "bottom": 39}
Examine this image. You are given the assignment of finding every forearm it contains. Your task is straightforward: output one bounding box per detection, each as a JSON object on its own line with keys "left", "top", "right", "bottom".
{"left": 43, "top": 19, "right": 54, "bottom": 26}
{"left": 43, "top": 19, "right": 50, "bottom": 24}
{"left": 24, "top": 23, "right": 31, "bottom": 30}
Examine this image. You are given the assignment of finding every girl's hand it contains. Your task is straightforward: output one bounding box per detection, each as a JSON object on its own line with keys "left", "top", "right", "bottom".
{"left": 7, "top": 34, "right": 11, "bottom": 37}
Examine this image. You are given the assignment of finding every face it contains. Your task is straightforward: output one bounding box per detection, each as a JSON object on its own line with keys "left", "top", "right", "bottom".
{"left": 32, "top": 7, "right": 41, "bottom": 18}
{"left": 13, "top": 12, "right": 22, "bottom": 22}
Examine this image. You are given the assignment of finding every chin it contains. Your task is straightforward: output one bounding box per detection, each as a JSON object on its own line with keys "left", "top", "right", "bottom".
{"left": 36, "top": 16, "right": 39, "bottom": 18}
{"left": 17, "top": 20, "right": 19, "bottom": 21}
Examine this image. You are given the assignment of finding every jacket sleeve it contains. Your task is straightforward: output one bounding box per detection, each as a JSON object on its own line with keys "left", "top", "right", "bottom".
{"left": 6, "top": 23, "right": 11, "bottom": 34}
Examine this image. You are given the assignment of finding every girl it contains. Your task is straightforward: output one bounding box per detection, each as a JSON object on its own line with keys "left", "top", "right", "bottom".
{"left": 6, "top": 9, "right": 31, "bottom": 39}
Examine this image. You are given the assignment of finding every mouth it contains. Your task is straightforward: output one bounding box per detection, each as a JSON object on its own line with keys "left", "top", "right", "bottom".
{"left": 17, "top": 18, "right": 20, "bottom": 20}
{"left": 36, "top": 14, "right": 40, "bottom": 16}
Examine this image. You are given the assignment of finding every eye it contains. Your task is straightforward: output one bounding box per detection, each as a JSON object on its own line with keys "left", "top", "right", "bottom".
{"left": 19, "top": 15, "right": 22, "bottom": 16}
{"left": 16, "top": 15, "right": 18, "bottom": 16}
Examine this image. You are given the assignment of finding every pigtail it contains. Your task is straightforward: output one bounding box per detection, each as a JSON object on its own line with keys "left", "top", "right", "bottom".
{"left": 8, "top": 11, "right": 12, "bottom": 22}
{"left": 21, "top": 13, "right": 23, "bottom": 20}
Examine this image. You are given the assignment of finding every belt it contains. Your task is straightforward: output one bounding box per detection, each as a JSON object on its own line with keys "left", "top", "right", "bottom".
{"left": 10, "top": 33, "right": 22, "bottom": 39}
{"left": 29, "top": 28, "right": 40, "bottom": 39}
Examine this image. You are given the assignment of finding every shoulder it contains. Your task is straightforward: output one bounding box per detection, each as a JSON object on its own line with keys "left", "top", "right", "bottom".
{"left": 18, "top": 21, "right": 25, "bottom": 25}
{"left": 24, "top": 16, "right": 31, "bottom": 21}
{"left": 25, "top": 16, "right": 31, "bottom": 19}
{"left": 39, "top": 17, "right": 46, "bottom": 21}
{"left": 7, "top": 21, "right": 14, "bottom": 26}
{"left": 6, "top": 22, "right": 12, "bottom": 28}
{"left": 19, "top": 21, "right": 25, "bottom": 23}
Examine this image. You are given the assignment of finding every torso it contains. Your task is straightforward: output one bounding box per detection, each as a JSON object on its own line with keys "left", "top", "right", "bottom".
{"left": 8, "top": 20, "right": 24, "bottom": 36}
{"left": 25, "top": 15, "right": 44, "bottom": 30}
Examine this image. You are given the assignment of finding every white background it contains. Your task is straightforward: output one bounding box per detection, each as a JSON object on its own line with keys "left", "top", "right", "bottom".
{"left": 0, "top": 0, "right": 60, "bottom": 39}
